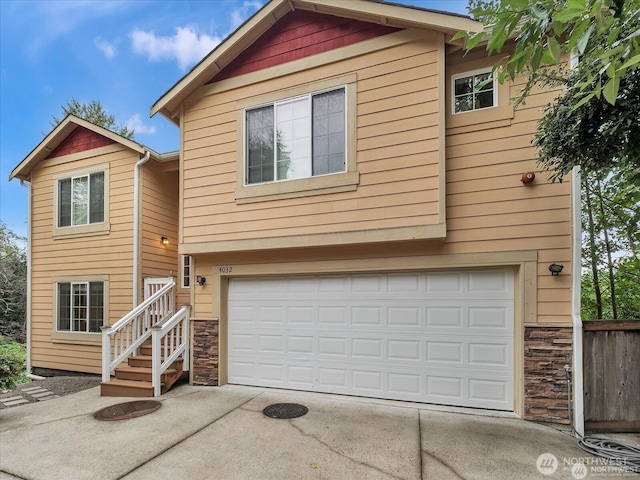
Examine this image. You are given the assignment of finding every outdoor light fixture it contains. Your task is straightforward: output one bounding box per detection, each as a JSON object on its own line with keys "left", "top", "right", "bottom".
{"left": 161, "top": 236, "right": 169, "bottom": 245}
{"left": 549, "top": 263, "right": 564, "bottom": 276}
{"left": 196, "top": 275, "right": 206, "bottom": 286}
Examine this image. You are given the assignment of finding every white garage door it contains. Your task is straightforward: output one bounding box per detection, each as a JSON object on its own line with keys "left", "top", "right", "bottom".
{"left": 228, "top": 270, "right": 514, "bottom": 410}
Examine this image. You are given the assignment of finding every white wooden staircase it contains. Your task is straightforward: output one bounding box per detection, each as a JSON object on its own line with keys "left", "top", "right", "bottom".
{"left": 100, "top": 278, "right": 190, "bottom": 397}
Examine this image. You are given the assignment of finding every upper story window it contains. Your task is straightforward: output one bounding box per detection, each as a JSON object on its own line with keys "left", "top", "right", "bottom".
{"left": 57, "top": 281, "right": 104, "bottom": 333}
{"left": 452, "top": 69, "right": 496, "bottom": 114}
{"left": 245, "top": 87, "right": 346, "bottom": 185}
{"left": 58, "top": 172, "right": 104, "bottom": 227}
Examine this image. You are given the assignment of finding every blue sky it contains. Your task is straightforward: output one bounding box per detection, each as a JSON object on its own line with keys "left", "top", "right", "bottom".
{"left": 0, "top": 0, "right": 470, "bottom": 239}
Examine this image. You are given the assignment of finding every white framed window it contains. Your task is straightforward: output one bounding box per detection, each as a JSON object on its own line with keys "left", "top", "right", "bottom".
{"left": 245, "top": 87, "right": 346, "bottom": 185}
{"left": 57, "top": 281, "right": 104, "bottom": 333}
{"left": 58, "top": 171, "right": 105, "bottom": 227}
{"left": 181, "top": 255, "right": 191, "bottom": 288}
{"left": 452, "top": 68, "right": 496, "bottom": 114}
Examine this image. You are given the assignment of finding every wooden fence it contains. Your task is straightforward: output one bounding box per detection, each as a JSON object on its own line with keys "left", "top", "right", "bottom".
{"left": 583, "top": 320, "right": 640, "bottom": 432}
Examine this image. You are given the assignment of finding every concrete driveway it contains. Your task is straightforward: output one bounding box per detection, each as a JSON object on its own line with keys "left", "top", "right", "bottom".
{"left": 0, "top": 384, "right": 616, "bottom": 479}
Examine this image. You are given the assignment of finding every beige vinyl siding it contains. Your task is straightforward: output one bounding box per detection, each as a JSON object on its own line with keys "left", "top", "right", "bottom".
{"left": 28, "top": 146, "right": 138, "bottom": 374}
{"left": 444, "top": 48, "right": 572, "bottom": 326}
{"left": 181, "top": 34, "right": 443, "bottom": 244}
{"left": 140, "top": 161, "right": 180, "bottom": 286}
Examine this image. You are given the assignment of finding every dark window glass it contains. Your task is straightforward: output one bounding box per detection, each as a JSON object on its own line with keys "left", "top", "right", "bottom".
{"left": 246, "top": 106, "right": 275, "bottom": 184}
{"left": 89, "top": 172, "right": 104, "bottom": 223}
{"left": 89, "top": 282, "right": 104, "bottom": 333}
{"left": 58, "top": 178, "right": 71, "bottom": 227}
{"left": 312, "top": 89, "right": 345, "bottom": 176}
{"left": 58, "top": 283, "right": 71, "bottom": 330}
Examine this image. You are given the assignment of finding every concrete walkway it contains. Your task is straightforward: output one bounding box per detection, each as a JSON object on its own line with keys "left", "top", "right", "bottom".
{"left": 0, "top": 384, "right": 625, "bottom": 479}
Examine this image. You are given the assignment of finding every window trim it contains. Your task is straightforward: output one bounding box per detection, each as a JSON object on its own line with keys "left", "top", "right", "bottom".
{"left": 244, "top": 86, "right": 347, "bottom": 186}
{"left": 181, "top": 255, "right": 191, "bottom": 289}
{"left": 235, "top": 74, "right": 359, "bottom": 203}
{"left": 51, "top": 275, "right": 109, "bottom": 346}
{"left": 446, "top": 57, "right": 514, "bottom": 132}
{"left": 53, "top": 164, "right": 111, "bottom": 239}
{"left": 451, "top": 67, "right": 498, "bottom": 115}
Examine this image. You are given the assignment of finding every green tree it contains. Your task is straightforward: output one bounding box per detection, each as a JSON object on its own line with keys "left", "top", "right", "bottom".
{"left": 0, "top": 222, "right": 27, "bottom": 342}
{"left": 454, "top": 0, "right": 640, "bottom": 179}
{"left": 533, "top": 71, "right": 640, "bottom": 181}
{"left": 52, "top": 99, "right": 134, "bottom": 139}
{"left": 580, "top": 165, "right": 640, "bottom": 320}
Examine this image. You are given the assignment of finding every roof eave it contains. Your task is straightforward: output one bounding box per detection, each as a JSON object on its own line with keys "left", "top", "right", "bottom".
{"left": 150, "top": 0, "right": 484, "bottom": 121}
{"left": 9, "top": 115, "right": 148, "bottom": 182}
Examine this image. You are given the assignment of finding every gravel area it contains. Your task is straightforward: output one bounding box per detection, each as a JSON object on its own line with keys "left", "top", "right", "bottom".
{"left": 0, "top": 375, "right": 101, "bottom": 409}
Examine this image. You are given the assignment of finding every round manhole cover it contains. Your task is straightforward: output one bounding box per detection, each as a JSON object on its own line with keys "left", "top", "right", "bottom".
{"left": 94, "top": 400, "right": 161, "bottom": 421}
{"left": 263, "top": 403, "right": 308, "bottom": 419}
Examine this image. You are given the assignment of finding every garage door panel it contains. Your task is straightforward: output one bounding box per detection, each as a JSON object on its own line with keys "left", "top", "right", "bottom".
{"left": 228, "top": 270, "right": 514, "bottom": 410}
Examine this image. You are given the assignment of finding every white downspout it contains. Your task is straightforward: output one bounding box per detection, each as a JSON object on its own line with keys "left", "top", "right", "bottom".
{"left": 133, "top": 151, "right": 151, "bottom": 307}
{"left": 568, "top": 49, "right": 584, "bottom": 438}
{"left": 571, "top": 165, "right": 585, "bottom": 437}
{"left": 19, "top": 179, "right": 32, "bottom": 375}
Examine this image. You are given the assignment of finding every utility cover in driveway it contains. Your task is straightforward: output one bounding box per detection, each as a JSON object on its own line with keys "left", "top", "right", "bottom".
{"left": 228, "top": 270, "right": 514, "bottom": 410}
{"left": 263, "top": 403, "right": 309, "bottom": 419}
{"left": 94, "top": 400, "right": 161, "bottom": 421}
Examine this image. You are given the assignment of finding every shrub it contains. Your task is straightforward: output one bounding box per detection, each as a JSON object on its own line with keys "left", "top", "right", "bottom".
{"left": 0, "top": 337, "right": 27, "bottom": 391}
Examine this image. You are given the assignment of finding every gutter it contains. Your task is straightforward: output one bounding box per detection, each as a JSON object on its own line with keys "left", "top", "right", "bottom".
{"left": 133, "top": 151, "right": 151, "bottom": 306}
{"left": 19, "top": 179, "right": 32, "bottom": 374}
{"left": 571, "top": 165, "right": 585, "bottom": 437}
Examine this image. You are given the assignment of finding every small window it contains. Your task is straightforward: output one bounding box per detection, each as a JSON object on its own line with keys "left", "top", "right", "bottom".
{"left": 58, "top": 172, "right": 104, "bottom": 227}
{"left": 452, "top": 69, "right": 496, "bottom": 114}
{"left": 181, "top": 255, "right": 191, "bottom": 288}
{"left": 245, "top": 87, "right": 346, "bottom": 185}
{"left": 57, "top": 281, "right": 104, "bottom": 333}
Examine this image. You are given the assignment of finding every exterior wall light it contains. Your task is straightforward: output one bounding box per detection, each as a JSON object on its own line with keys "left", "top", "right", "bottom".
{"left": 161, "top": 236, "right": 169, "bottom": 245}
{"left": 549, "top": 263, "right": 564, "bottom": 276}
{"left": 196, "top": 275, "right": 206, "bottom": 286}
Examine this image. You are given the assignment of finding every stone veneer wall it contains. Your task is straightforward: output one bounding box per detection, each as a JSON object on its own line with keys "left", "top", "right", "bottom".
{"left": 192, "top": 319, "right": 219, "bottom": 386}
{"left": 524, "top": 326, "right": 573, "bottom": 424}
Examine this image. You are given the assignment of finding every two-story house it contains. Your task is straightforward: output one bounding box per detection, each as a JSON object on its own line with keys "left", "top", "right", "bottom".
{"left": 10, "top": 0, "right": 582, "bottom": 428}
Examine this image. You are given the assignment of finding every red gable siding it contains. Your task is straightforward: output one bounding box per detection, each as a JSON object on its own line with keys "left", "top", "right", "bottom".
{"left": 209, "top": 10, "right": 400, "bottom": 83}
{"left": 47, "top": 126, "right": 116, "bottom": 159}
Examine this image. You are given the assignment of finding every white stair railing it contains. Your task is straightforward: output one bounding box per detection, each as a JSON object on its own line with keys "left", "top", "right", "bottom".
{"left": 151, "top": 305, "right": 191, "bottom": 396}
{"left": 101, "top": 277, "right": 175, "bottom": 382}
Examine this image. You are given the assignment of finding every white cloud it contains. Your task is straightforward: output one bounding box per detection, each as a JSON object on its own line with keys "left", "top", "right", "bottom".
{"left": 131, "top": 26, "right": 221, "bottom": 70}
{"left": 94, "top": 37, "right": 117, "bottom": 59}
{"left": 125, "top": 114, "right": 156, "bottom": 135}
{"left": 230, "top": 1, "right": 263, "bottom": 31}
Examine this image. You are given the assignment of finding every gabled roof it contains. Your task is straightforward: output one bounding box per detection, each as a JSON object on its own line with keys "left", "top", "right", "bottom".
{"left": 150, "top": 0, "right": 483, "bottom": 124}
{"left": 9, "top": 115, "right": 163, "bottom": 181}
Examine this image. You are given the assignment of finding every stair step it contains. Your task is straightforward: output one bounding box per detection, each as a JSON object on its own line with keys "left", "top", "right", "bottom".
{"left": 100, "top": 379, "right": 157, "bottom": 397}
{"left": 114, "top": 366, "right": 178, "bottom": 382}
{"left": 128, "top": 355, "right": 183, "bottom": 368}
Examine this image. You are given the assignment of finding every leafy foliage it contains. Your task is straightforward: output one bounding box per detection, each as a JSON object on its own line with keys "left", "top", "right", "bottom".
{"left": 0, "top": 222, "right": 27, "bottom": 343}
{"left": 454, "top": 0, "right": 640, "bottom": 180}
{"left": 534, "top": 71, "right": 640, "bottom": 181}
{"left": 0, "top": 337, "right": 28, "bottom": 391}
{"left": 51, "top": 99, "right": 134, "bottom": 139}
{"left": 457, "top": 0, "right": 640, "bottom": 106}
